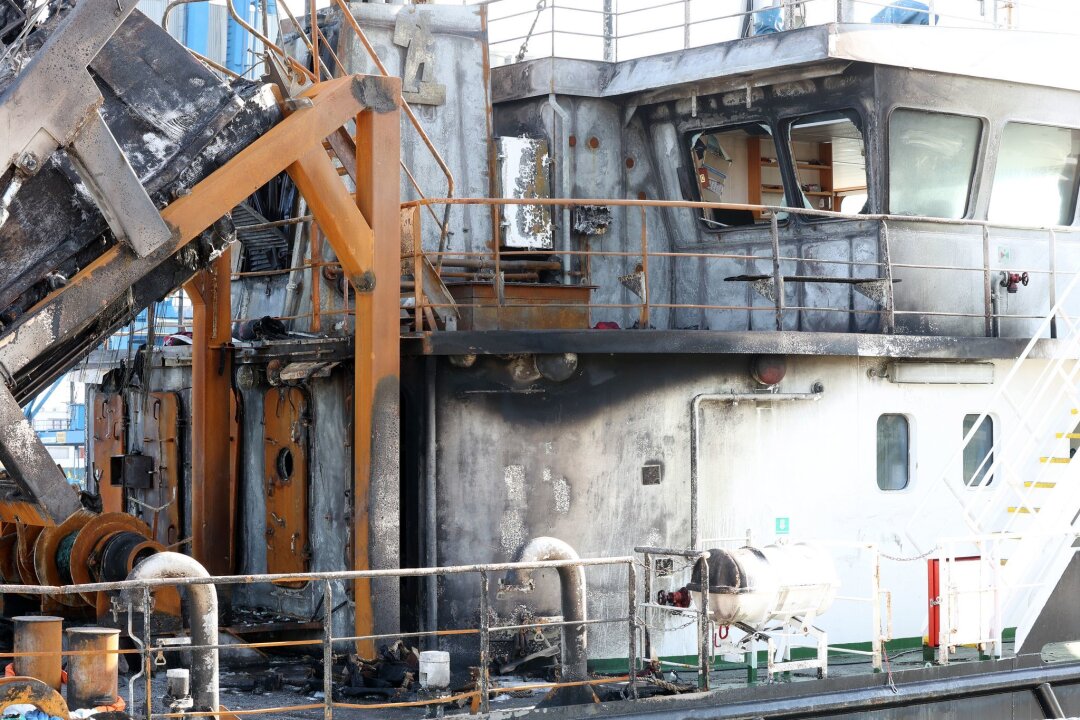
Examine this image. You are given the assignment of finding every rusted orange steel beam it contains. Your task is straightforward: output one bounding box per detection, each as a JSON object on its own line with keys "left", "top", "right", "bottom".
{"left": 352, "top": 81, "right": 402, "bottom": 660}
{"left": 285, "top": 75, "right": 401, "bottom": 659}
{"left": 184, "top": 248, "right": 235, "bottom": 576}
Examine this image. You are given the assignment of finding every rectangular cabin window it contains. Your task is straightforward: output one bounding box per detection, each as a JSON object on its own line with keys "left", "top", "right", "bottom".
{"left": 690, "top": 123, "right": 785, "bottom": 229}
{"left": 889, "top": 110, "right": 981, "bottom": 218}
{"left": 962, "top": 414, "right": 994, "bottom": 487}
{"left": 876, "top": 414, "right": 910, "bottom": 491}
{"left": 989, "top": 123, "right": 1080, "bottom": 226}
{"left": 789, "top": 112, "right": 867, "bottom": 216}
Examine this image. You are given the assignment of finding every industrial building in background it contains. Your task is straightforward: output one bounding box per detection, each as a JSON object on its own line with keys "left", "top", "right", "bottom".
{"left": 0, "top": 0, "right": 1077, "bottom": 718}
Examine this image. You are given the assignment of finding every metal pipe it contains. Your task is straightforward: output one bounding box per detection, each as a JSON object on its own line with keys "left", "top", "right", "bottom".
{"left": 425, "top": 355, "right": 438, "bottom": 648}
{"left": 400, "top": 196, "right": 1080, "bottom": 234}
{"left": 502, "top": 537, "right": 593, "bottom": 703}
{"left": 124, "top": 552, "right": 219, "bottom": 713}
{"left": 13, "top": 616, "right": 62, "bottom": 690}
{"left": 0, "top": 555, "right": 635, "bottom": 595}
{"left": 66, "top": 627, "right": 120, "bottom": 710}
{"left": 690, "top": 392, "right": 823, "bottom": 549}
{"left": 433, "top": 257, "right": 560, "bottom": 272}
{"left": 1034, "top": 682, "right": 1066, "bottom": 719}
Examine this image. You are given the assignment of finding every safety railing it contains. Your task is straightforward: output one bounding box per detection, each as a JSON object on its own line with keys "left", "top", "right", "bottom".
{"left": 930, "top": 532, "right": 1080, "bottom": 665}
{"left": 484, "top": 0, "right": 1051, "bottom": 65}
{"left": 0, "top": 556, "right": 637, "bottom": 718}
{"left": 400, "top": 196, "right": 1080, "bottom": 339}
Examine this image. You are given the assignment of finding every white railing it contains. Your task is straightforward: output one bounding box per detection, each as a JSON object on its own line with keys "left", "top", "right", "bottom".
{"left": 903, "top": 263, "right": 1080, "bottom": 658}
{"left": 481, "top": 0, "right": 1066, "bottom": 65}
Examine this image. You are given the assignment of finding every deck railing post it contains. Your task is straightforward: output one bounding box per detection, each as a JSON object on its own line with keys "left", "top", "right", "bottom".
{"left": 143, "top": 587, "right": 152, "bottom": 720}
{"left": 880, "top": 220, "right": 896, "bottom": 334}
{"left": 698, "top": 553, "right": 710, "bottom": 690}
{"left": 323, "top": 580, "right": 334, "bottom": 720}
{"left": 479, "top": 570, "right": 491, "bottom": 713}
{"left": 983, "top": 225, "right": 994, "bottom": 337}
{"left": 1049, "top": 229, "right": 1058, "bottom": 339}
{"left": 604, "top": 0, "right": 616, "bottom": 61}
{"left": 770, "top": 214, "right": 784, "bottom": 330}
{"left": 871, "top": 545, "right": 883, "bottom": 671}
{"left": 642, "top": 550, "right": 653, "bottom": 660}
{"left": 640, "top": 206, "right": 650, "bottom": 328}
{"left": 628, "top": 560, "right": 638, "bottom": 699}
{"left": 683, "top": 0, "right": 691, "bottom": 48}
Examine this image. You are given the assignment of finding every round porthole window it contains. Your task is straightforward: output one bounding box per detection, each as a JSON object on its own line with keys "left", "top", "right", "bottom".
{"left": 276, "top": 447, "right": 294, "bottom": 481}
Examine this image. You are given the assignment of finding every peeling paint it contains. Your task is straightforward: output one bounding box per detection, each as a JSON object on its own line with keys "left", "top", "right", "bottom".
{"left": 500, "top": 464, "right": 527, "bottom": 554}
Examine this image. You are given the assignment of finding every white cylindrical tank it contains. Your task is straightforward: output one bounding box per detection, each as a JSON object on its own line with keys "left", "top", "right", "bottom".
{"left": 418, "top": 651, "right": 451, "bottom": 690}
{"left": 689, "top": 543, "right": 838, "bottom": 627}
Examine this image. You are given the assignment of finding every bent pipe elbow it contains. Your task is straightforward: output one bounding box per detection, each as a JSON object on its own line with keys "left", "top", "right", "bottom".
{"left": 510, "top": 537, "right": 588, "bottom": 683}
{"left": 125, "top": 552, "right": 218, "bottom": 712}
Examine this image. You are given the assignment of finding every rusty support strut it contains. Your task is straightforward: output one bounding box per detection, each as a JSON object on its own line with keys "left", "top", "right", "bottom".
{"left": 285, "top": 74, "right": 402, "bottom": 658}
{"left": 185, "top": 248, "right": 236, "bottom": 576}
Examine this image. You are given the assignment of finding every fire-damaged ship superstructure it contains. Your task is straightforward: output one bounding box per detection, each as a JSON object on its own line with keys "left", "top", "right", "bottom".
{"left": 0, "top": 0, "right": 1077, "bottom": 719}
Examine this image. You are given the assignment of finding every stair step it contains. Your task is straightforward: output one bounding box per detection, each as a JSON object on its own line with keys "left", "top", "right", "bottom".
{"left": 1055, "top": 433, "right": 1080, "bottom": 439}
{"left": 1023, "top": 481, "right": 1057, "bottom": 489}
{"left": 1008, "top": 506, "right": 1040, "bottom": 514}
{"left": 1039, "top": 457, "right": 1072, "bottom": 464}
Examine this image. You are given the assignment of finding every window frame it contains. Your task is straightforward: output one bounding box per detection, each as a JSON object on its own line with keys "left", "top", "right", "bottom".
{"left": 961, "top": 412, "right": 996, "bottom": 489}
{"left": 875, "top": 412, "right": 913, "bottom": 493}
{"left": 684, "top": 120, "right": 793, "bottom": 235}
{"left": 987, "top": 120, "right": 1080, "bottom": 228}
{"left": 782, "top": 107, "right": 871, "bottom": 224}
{"left": 885, "top": 106, "right": 987, "bottom": 221}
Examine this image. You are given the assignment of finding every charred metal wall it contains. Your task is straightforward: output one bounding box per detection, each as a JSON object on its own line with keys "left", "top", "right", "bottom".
{"left": 234, "top": 363, "right": 354, "bottom": 635}
{"left": 421, "top": 350, "right": 1058, "bottom": 661}
{"left": 86, "top": 350, "right": 193, "bottom": 545}
{"left": 335, "top": 2, "right": 493, "bottom": 257}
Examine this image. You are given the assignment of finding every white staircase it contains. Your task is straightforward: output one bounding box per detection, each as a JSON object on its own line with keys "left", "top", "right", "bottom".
{"left": 910, "top": 274, "right": 1080, "bottom": 657}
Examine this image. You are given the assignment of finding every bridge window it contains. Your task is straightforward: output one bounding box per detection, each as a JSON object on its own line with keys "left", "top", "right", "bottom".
{"left": 689, "top": 122, "right": 786, "bottom": 229}
{"left": 789, "top": 111, "right": 867, "bottom": 217}
{"left": 889, "top": 110, "right": 981, "bottom": 219}
{"left": 962, "top": 414, "right": 994, "bottom": 487}
{"left": 877, "top": 414, "right": 910, "bottom": 491}
{"left": 989, "top": 123, "right": 1080, "bottom": 226}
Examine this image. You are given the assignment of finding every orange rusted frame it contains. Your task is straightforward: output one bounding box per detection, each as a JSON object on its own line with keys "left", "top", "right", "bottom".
{"left": 184, "top": 249, "right": 235, "bottom": 576}
{"left": 164, "top": 77, "right": 377, "bottom": 577}
{"left": 285, "top": 76, "right": 401, "bottom": 659}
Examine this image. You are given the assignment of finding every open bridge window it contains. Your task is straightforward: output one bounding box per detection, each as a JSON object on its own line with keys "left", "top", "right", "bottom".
{"left": 789, "top": 111, "right": 868, "bottom": 216}
{"left": 690, "top": 122, "right": 786, "bottom": 229}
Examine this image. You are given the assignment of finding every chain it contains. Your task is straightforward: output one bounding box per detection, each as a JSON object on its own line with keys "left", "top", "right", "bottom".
{"left": 881, "top": 643, "right": 899, "bottom": 694}
{"left": 879, "top": 545, "right": 939, "bottom": 562}
{"left": 515, "top": 1, "right": 548, "bottom": 63}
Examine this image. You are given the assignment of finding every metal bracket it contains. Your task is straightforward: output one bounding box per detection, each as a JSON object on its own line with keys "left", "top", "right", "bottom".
{"left": 853, "top": 279, "right": 892, "bottom": 305}
{"left": 0, "top": 0, "right": 173, "bottom": 257}
{"left": 751, "top": 277, "right": 777, "bottom": 302}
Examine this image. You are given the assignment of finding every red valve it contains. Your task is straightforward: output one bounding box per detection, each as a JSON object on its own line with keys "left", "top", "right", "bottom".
{"left": 1000, "top": 271, "right": 1030, "bottom": 294}
{"left": 657, "top": 587, "right": 693, "bottom": 608}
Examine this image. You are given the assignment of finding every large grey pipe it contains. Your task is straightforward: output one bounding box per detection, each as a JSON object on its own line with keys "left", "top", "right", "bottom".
{"left": 504, "top": 537, "right": 593, "bottom": 704}
{"left": 125, "top": 552, "right": 218, "bottom": 712}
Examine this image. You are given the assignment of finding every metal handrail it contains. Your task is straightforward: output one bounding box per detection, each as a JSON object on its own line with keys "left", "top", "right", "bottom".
{"left": 485, "top": 0, "right": 1055, "bottom": 64}
{"left": 398, "top": 195, "right": 1080, "bottom": 338}
{"left": 0, "top": 556, "right": 637, "bottom": 719}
